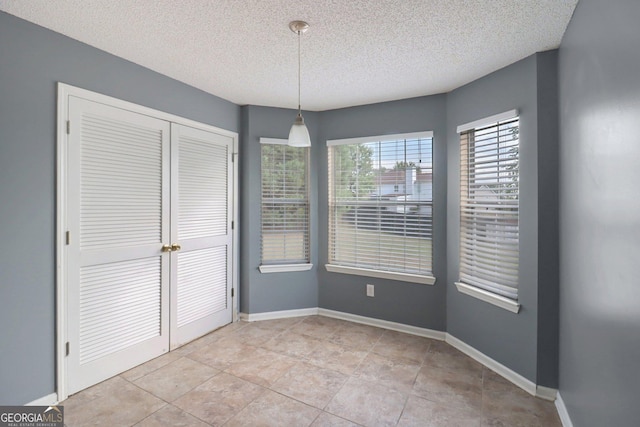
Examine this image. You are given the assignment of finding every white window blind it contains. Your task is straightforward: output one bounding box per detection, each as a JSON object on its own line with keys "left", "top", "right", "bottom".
{"left": 459, "top": 115, "right": 519, "bottom": 300}
{"left": 260, "top": 139, "right": 310, "bottom": 264}
{"left": 328, "top": 132, "right": 433, "bottom": 278}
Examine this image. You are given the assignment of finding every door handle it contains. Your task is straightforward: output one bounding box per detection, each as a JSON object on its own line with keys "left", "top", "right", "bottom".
{"left": 162, "top": 243, "right": 181, "bottom": 252}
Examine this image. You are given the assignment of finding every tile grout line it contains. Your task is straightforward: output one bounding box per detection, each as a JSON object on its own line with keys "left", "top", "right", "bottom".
{"left": 325, "top": 324, "right": 399, "bottom": 426}
{"left": 118, "top": 378, "right": 172, "bottom": 427}
{"left": 65, "top": 316, "right": 558, "bottom": 426}
{"left": 221, "top": 319, "right": 343, "bottom": 426}
{"left": 277, "top": 320, "right": 371, "bottom": 425}
{"left": 391, "top": 331, "right": 434, "bottom": 427}
{"left": 220, "top": 321, "right": 323, "bottom": 425}
{"left": 219, "top": 382, "right": 269, "bottom": 427}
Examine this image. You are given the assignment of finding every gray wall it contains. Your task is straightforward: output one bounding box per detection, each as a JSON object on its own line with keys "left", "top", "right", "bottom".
{"left": 0, "top": 12, "right": 240, "bottom": 405}
{"left": 317, "top": 96, "right": 448, "bottom": 331}
{"left": 535, "top": 51, "right": 560, "bottom": 388}
{"left": 1, "top": 6, "right": 574, "bottom": 407}
{"left": 446, "top": 53, "right": 559, "bottom": 386}
{"left": 558, "top": 0, "right": 640, "bottom": 425}
{"left": 239, "top": 105, "right": 320, "bottom": 314}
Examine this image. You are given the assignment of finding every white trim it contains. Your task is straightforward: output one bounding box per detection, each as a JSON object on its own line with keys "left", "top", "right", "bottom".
{"left": 446, "top": 334, "right": 536, "bottom": 395}
{"left": 456, "top": 109, "right": 519, "bottom": 133}
{"left": 555, "top": 392, "right": 574, "bottom": 427}
{"left": 259, "top": 137, "right": 288, "bottom": 145}
{"left": 56, "top": 82, "right": 240, "bottom": 401}
{"left": 455, "top": 282, "right": 520, "bottom": 313}
{"left": 446, "top": 334, "right": 556, "bottom": 400}
{"left": 56, "top": 83, "right": 69, "bottom": 402}
{"left": 238, "top": 308, "right": 562, "bottom": 408}
{"left": 259, "top": 263, "right": 313, "bottom": 273}
{"left": 58, "top": 83, "right": 238, "bottom": 139}
{"left": 25, "top": 393, "right": 58, "bottom": 406}
{"left": 318, "top": 309, "right": 446, "bottom": 340}
{"left": 240, "top": 308, "right": 319, "bottom": 322}
{"left": 536, "top": 385, "right": 558, "bottom": 401}
{"left": 326, "top": 264, "right": 436, "bottom": 285}
{"left": 445, "top": 333, "right": 559, "bottom": 402}
{"left": 231, "top": 146, "right": 239, "bottom": 324}
{"left": 239, "top": 307, "right": 445, "bottom": 340}
{"left": 327, "top": 131, "right": 433, "bottom": 147}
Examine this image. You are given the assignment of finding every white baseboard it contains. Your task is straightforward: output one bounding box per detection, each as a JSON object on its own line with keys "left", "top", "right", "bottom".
{"left": 555, "top": 392, "right": 574, "bottom": 427}
{"left": 318, "top": 308, "right": 446, "bottom": 340}
{"left": 239, "top": 308, "right": 560, "bottom": 406}
{"left": 445, "top": 334, "right": 557, "bottom": 401}
{"left": 240, "top": 307, "right": 445, "bottom": 340}
{"left": 536, "top": 385, "right": 558, "bottom": 401}
{"left": 240, "top": 307, "right": 319, "bottom": 322}
{"left": 25, "top": 392, "right": 58, "bottom": 406}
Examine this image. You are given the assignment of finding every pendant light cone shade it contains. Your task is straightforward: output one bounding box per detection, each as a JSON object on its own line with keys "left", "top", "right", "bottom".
{"left": 289, "top": 113, "right": 311, "bottom": 147}
{"left": 288, "top": 21, "right": 311, "bottom": 147}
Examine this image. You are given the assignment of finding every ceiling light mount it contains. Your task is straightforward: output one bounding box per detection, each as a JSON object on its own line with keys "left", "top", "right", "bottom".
{"left": 287, "top": 20, "right": 311, "bottom": 147}
{"left": 289, "top": 20, "right": 309, "bottom": 34}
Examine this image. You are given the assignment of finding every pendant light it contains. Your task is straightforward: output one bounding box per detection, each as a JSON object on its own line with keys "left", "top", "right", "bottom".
{"left": 288, "top": 20, "right": 311, "bottom": 147}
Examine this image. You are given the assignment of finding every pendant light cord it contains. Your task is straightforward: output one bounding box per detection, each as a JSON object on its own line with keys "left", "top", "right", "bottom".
{"left": 297, "top": 29, "right": 302, "bottom": 115}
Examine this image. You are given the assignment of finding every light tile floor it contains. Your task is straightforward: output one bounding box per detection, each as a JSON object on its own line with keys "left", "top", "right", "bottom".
{"left": 61, "top": 316, "right": 562, "bottom": 426}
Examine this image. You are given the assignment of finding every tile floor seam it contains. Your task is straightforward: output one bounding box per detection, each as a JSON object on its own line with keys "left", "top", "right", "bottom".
{"left": 221, "top": 389, "right": 320, "bottom": 426}
{"left": 309, "top": 410, "right": 323, "bottom": 426}
{"left": 317, "top": 369, "right": 351, "bottom": 413}
{"left": 321, "top": 405, "right": 344, "bottom": 422}
{"left": 353, "top": 373, "right": 411, "bottom": 398}
{"left": 177, "top": 406, "right": 216, "bottom": 427}
{"left": 62, "top": 316, "right": 561, "bottom": 427}
{"left": 137, "top": 358, "right": 221, "bottom": 404}
{"left": 427, "top": 355, "right": 483, "bottom": 377}
{"left": 412, "top": 391, "right": 482, "bottom": 416}
{"left": 120, "top": 361, "right": 168, "bottom": 383}
{"left": 121, "top": 374, "right": 177, "bottom": 406}
{"left": 350, "top": 344, "right": 371, "bottom": 376}
{"left": 320, "top": 372, "right": 352, "bottom": 420}
{"left": 393, "top": 390, "right": 412, "bottom": 427}
{"left": 129, "top": 402, "right": 168, "bottom": 427}
{"left": 217, "top": 384, "right": 269, "bottom": 427}
{"left": 270, "top": 361, "right": 348, "bottom": 411}
{"left": 418, "top": 337, "right": 433, "bottom": 370}
{"left": 266, "top": 388, "right": 325, "bottom": 414}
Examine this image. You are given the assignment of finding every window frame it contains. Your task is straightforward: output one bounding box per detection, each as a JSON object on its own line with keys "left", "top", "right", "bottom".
{"left": 259, "top": 137, "right": 312, "bottom": 273}
{"left": 326, "top": 131, "right": 436, "bottom": 285}
{"left": 455, "top": 110, "right": 521, "bottom": 313}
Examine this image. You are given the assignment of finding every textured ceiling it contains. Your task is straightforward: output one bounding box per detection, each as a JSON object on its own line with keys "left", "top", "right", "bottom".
{"left": 0, "top": 0, "right": 578, "bottom": 111}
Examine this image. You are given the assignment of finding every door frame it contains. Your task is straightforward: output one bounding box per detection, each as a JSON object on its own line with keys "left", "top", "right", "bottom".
{"left": 56, "top": 83, "right": 239, "bottom": 401}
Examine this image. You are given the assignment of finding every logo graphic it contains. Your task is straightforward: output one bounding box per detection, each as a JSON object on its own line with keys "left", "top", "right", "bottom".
{"left": 0, "top": 405, "right": 64, "bottom": 427}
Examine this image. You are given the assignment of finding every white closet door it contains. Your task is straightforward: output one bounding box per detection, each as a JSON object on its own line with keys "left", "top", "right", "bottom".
{"left": 66, "top": 96, "right": 171, "bottom": 394}
{"left": 170, "top": 123, "right": 233, "bottom": 348}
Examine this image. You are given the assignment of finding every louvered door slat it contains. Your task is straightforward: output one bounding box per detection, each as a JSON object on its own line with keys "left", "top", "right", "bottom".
{"left": 177, "top": 246, "right": 227, "bottom": 327}
{"left": 171, "top": 124, "right": 233, "bottom": 348}
{"left": 67, "top": 96, "right": 170, "bottom": 395}
{"left": 65, "top": 93, "right": 234, "bottom": 397}
{"left": 80, "top": 111, "right": 163, "bottom": 249}
{"left": 178, "top": 136, "right": 228, "bottom": 239}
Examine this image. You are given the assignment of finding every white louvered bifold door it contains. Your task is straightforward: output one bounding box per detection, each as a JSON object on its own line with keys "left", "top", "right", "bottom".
{"left": 170, "top": 123, "right": 233, "bottom": 348}
{"left": 66, "top": 97, "right": 171, "bottom": 394}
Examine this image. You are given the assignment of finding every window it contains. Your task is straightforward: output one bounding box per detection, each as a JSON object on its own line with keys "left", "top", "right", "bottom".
{"left": 456, "top": 111, "right": 520, "bottom": 312}
{"left": 260, "top": 138, "right": 310, "bottom": 271}
{"left": 327, "top": 132, "right": 434, "bottom": 284}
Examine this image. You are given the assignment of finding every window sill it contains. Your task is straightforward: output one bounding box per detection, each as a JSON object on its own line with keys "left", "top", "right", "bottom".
{"left": 259, "top": 263, "right": 313, "bottom": 274}
{"left": 325, "top": 264, "right": 435, "bottom": 285}
{"left": 454, "top": 282, "right": 521, "bottom": 313}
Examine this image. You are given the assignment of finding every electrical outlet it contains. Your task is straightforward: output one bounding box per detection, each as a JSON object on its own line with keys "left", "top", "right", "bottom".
{"left": 366, "top": 284, "right": 375, "bottom": 297}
